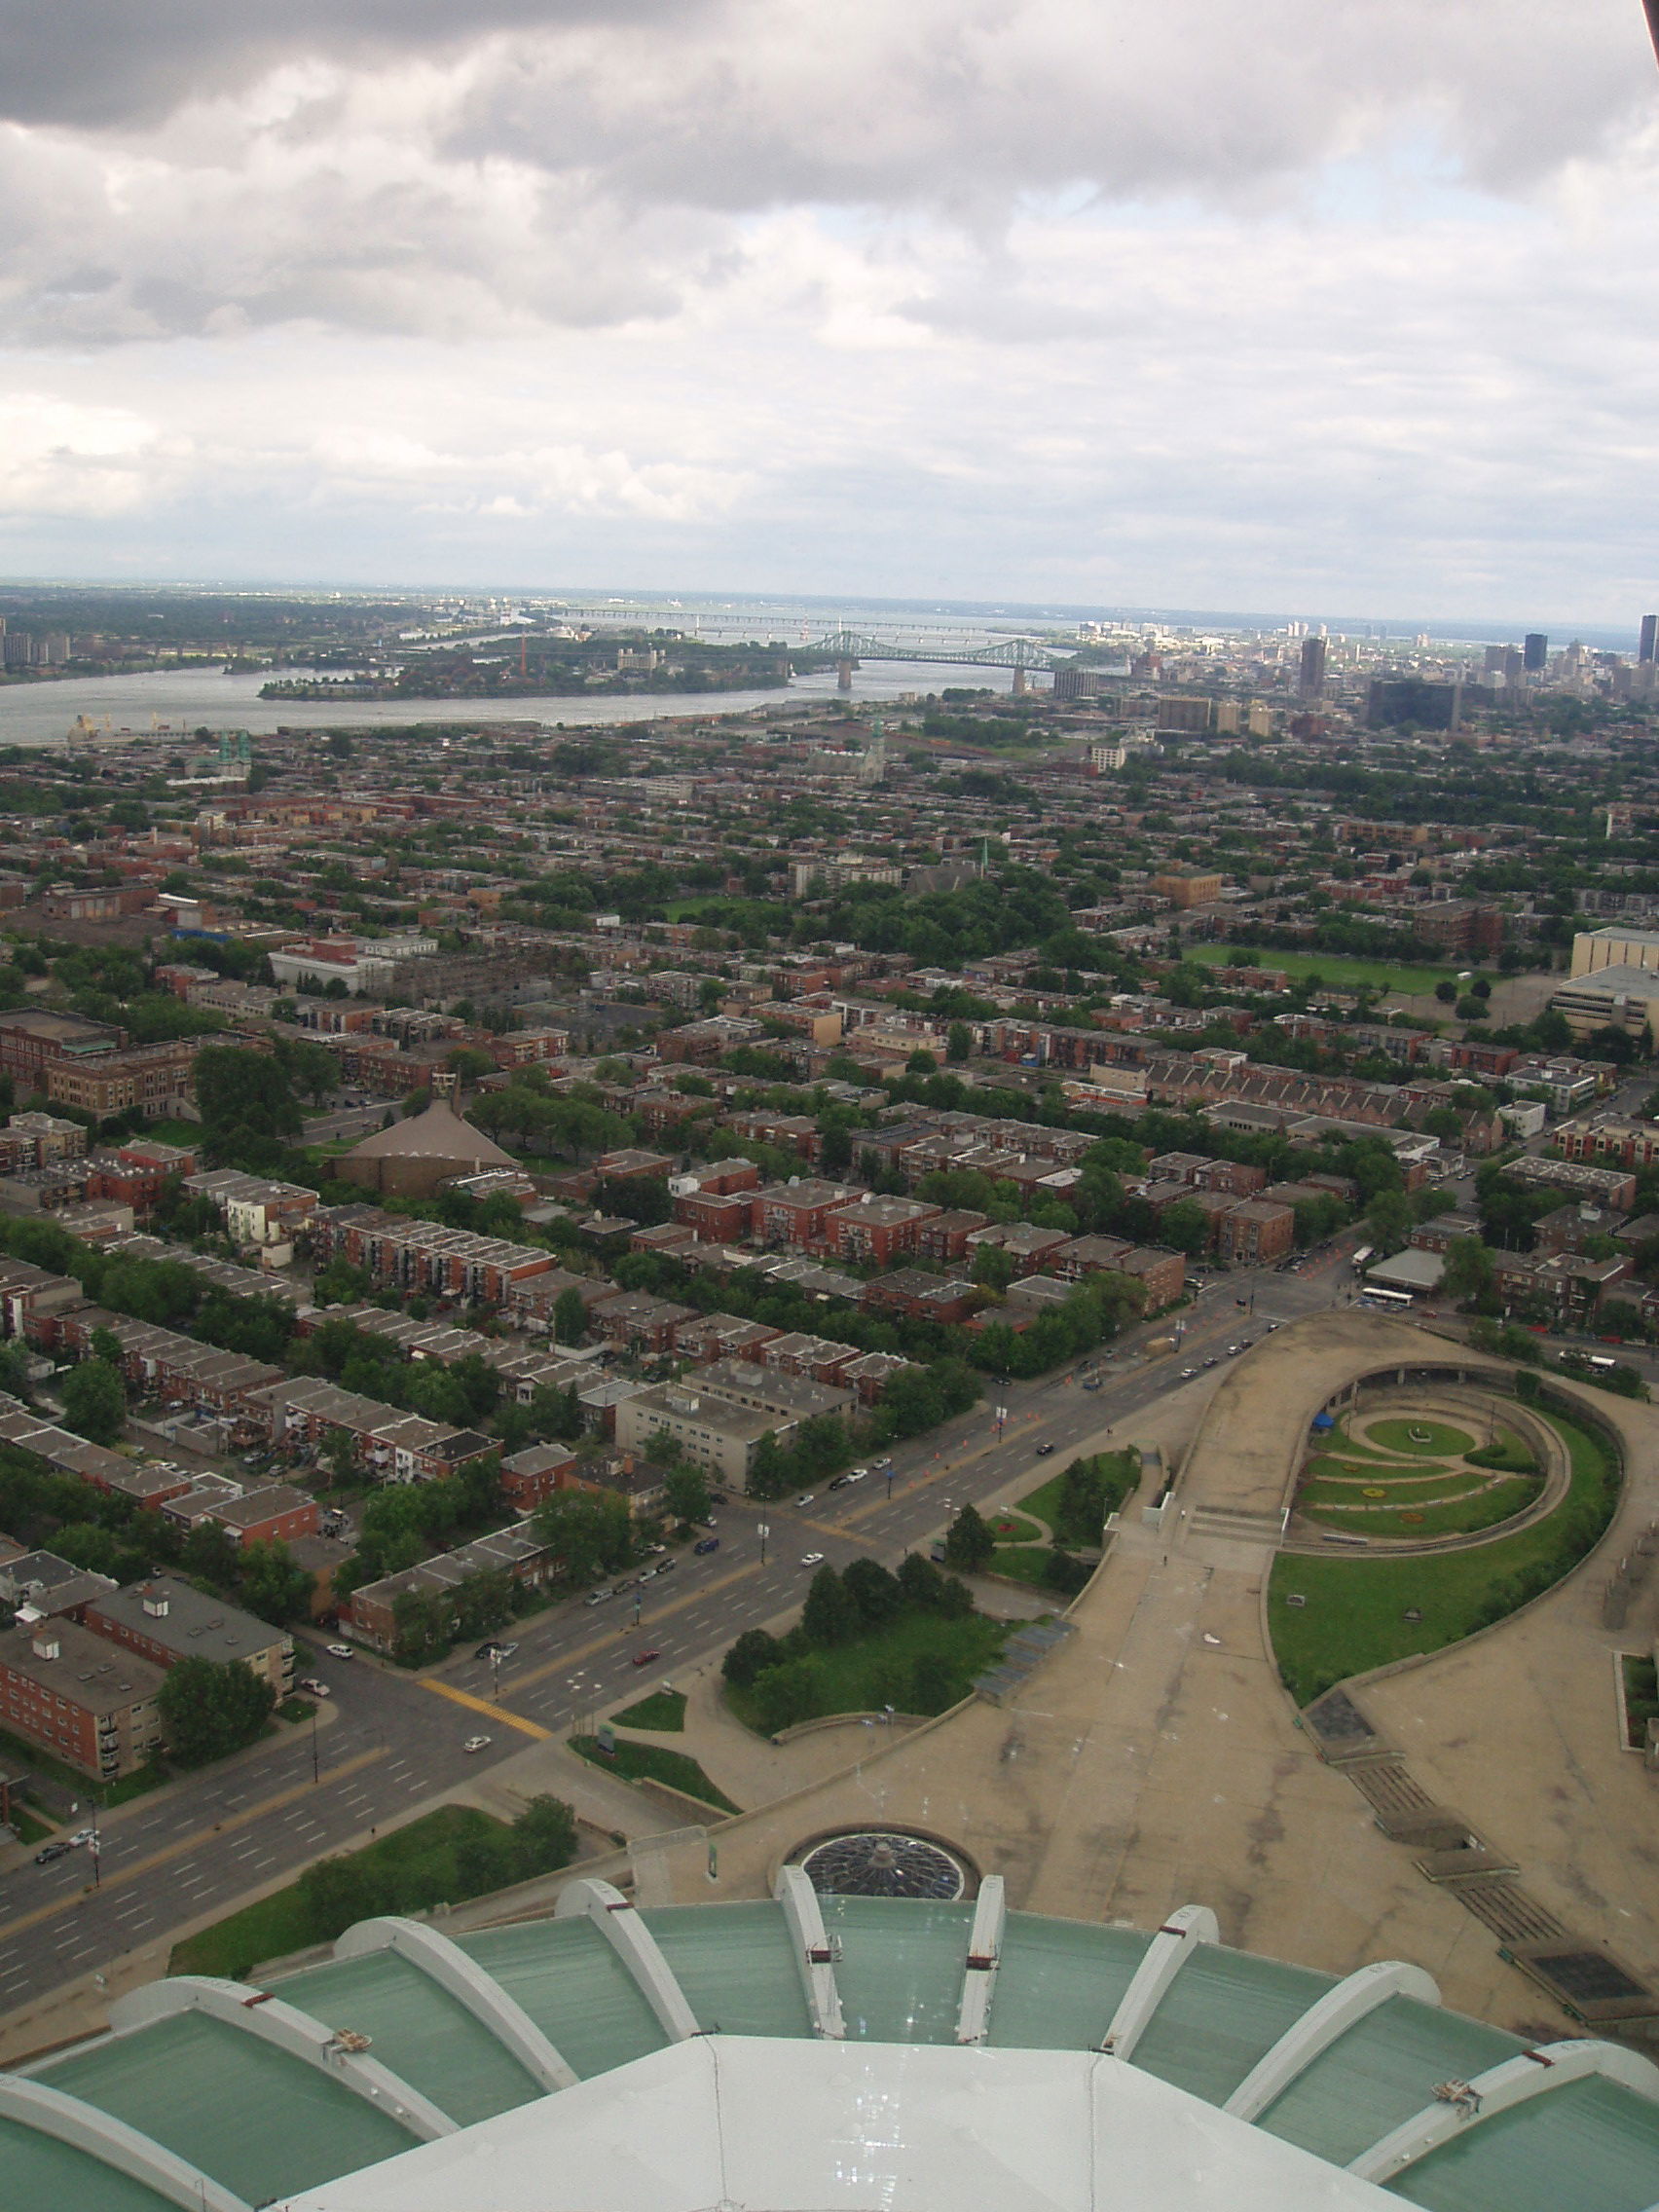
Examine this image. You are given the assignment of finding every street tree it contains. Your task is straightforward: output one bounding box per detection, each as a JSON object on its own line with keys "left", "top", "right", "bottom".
{"left": 942, "top": 1502, "right": 995, "bottom": 1575}
{"left": 159, "top": 1656, "right": 276, "bottom": 1766}
{"left": 62, "top": 1357, "right": 126, "bottom": 1446}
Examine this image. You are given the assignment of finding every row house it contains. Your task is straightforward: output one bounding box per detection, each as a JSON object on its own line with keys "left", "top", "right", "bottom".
{"left": 675, "top": 1186, "right": 753, "bottom": 1242}
{"left": 183, "top": 1167, "right": 318, "bottom": 1248}
{"left": 163, "top": 1480, "right": 318, "bottom": 1549}
{"left": 654, "top": 1014, "right": 766, "bottom": 1064}
{"left": 55, "top": 1308, "right": 284, "bottom": 1414}
{"left": 751, "top": 1178, "right": 860, "bottom": 1251}
{"left": 1214, "top": 1199, "right": 1297, "bottom": 1268}
{"left": 915, "top": 1209, "right": 989, "bottom": 1264}
{"left": 861, "top": 1271, "right": 981, "bottom": 1324}
{"left": 312, "top": 1206, "right": 558, "bottom": 1303}
{"left": 1492, "top": 1250, "right": 1634, "bottom": 1322}
{"left": 589, "top": 1293, "right": 699, "bottom": 1356}
{"left": 1143, "top": 1151, "right": 1268, "bottom": 1198}
{"left": 86, "top": 1138, "right": 200, "bottom": 1215}
{"left": 841, "top": 1349, "right": 922, "bottom": 1406}
{"left": 249, "top": 1378, "right": 496, "bottom": 1484}
{"left": 497, "top": 1442, "right": 579, "bottom": 1512}
{"left": 0, "top": 1112, "right": 88, "bottom": 1168}
{"left": 633, "top": 1089, "right": 719, "bottom": 1141}
{"left": 0, "top": 1402, "right": 196, "bottom": 1508}
{"left": 628, "top": 1221, "right": 697, "bottom": 1260}
{"left": 674, "top": 1312, "right": 781, "bottom": 1365}
{"left": 757, "top": 1332, "right": 862, "bottom": 1386}
{"left": 346, "top": 1524, "right": 554, "bottom": 1653}
{"left": 826, "top": 1194, "right": 940, "bottom": 1268}
{"left": 1049, "top": 1236, "right": 1185, "bottom": 1309}
{"left": 726, "top": 1111, "right": 819, "bottom": 1161}
{"left": 1506, "top": 1157, "right": 1638, "bottom": 1211}
{"left": 965, "top": 1222, "right": 1074, "bottom": 1275}
{"left": 1556, "top": 1120, "right": 1659, "bottom": 1172}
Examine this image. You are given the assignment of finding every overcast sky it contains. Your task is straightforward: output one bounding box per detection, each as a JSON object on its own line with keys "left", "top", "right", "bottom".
{"left": 3, "top": 0, "right": 1658, "bottom": 624}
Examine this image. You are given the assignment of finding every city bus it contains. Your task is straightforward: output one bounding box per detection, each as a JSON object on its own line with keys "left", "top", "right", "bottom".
{"left": 1358, "top": 1286, "right": 1415, "bottom": 1309}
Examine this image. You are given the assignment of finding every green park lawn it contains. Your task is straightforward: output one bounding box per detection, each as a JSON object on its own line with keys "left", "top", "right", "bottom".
{"left": 1363, "top": 1418, "right": 1475, "bottom": 1457}
{"left": 1271, "top": 1412, "right": 1616, "bottom": 1705}
{"left": 570, "top": 1735, "right": 740, "bottom": 1814}
{"left": 1186, "top": 945, "right": 1463, "bottom": 995}
{"left": 169, "top": 1805, "right": 518, "bottom": 1980}
{"left": 610, "top": 1689, "right": 686, "bottom": 1733}
{"left": 725, "top": 1609, "right": 1010, "bottom": 1734}
{"left": 1296, "top": 1475, "right": 1538, "bottom": 1543}
{"left": 986, "top": 1510, "right": 1045, "bottom": 1545}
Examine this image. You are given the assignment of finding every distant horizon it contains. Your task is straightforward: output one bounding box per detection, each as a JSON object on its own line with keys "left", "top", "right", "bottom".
{"left": 0, "top": 575, "right": 1647, "bottom": 654}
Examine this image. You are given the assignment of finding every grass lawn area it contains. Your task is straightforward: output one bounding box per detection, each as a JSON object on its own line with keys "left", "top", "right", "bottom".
{"left": 1271, "top": 1412, "right": 1616, "bottom": 1705}
{"left": 726, "top": 1609, "right": 1010, "bottom": 1733}
{"left": 988, "top": 1544, "right": 1064, "bottom": 1589}
{"left": 1307, "top": 1455, "right": 1431, "bottom": 1483}
{"left": 1301, "top": 1469, "right": 1465, "bottom": 1508}
{"left": 987, "top": 1510, "right": 1045, "bottom": 1545}
{"left": 9, "top": 1805, "right": 52, "bottom": 1845}
{"left": 142, "top": 1118, "right": 207, "bottom": 1149}
{"left": 170, "top": 1805, "right": 518, "bottom": 1979}
{"left": 1363, "top": 1418, "right": 1475, "bottom": 1457}
{"left": 1187, "top": 945, "right": 1462, "bottom": 995}
{"left": 571, "top": 1735, "right": 739, "bottom": 1814}
{"left": 1298, "top": 1475, "right": 1538, "bottom": 1541}
{"left": 610, "top": 1689, "right": 685, "bottom": 1732}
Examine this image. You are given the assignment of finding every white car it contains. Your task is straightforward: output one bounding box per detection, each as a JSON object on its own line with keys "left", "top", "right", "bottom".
{"left": 298, "top": 1677, "right": 330, "bottom": 1698}
{"left": 843, "top": 1468, "right": 867, "bottom": 1483}
{"left": 585, "top": 1588, "right": 614, "bottom": 1605}
{"left": 67, "top": 1828, "right": 96, "bottom": 1849}
{"left": 461, "top": 1735, "right": 493, "bottom": 1754}
{"left": 794, "top": 1493, "right": 815, "bottom": 1506}
{"left": 324, "top": 1643, "right": 354, "bottom": 1661}
{"left": 800, "top": 1552, "right": 825, "bottom": 1567}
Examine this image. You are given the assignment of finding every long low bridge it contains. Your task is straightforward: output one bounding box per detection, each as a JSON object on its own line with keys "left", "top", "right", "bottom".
{"left": 805, "top": 625, "right": 1068, "bottom": 691}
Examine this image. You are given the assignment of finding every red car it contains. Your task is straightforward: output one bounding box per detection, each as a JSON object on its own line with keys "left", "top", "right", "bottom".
{"left": 632, "top": 1648, "right": 662, "bottom": 1667}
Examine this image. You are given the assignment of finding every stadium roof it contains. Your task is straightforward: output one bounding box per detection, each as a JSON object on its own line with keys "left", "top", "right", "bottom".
{"left": 7, "top": 1881, "right": 1659, "bottom": 2212}
{"left": 339, "top": 1096, "right": 515, "bottom": 1168}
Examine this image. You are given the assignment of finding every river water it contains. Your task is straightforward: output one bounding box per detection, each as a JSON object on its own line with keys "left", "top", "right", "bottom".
{"left": 0, "top": 655, "right": 1027, "bottom": 748}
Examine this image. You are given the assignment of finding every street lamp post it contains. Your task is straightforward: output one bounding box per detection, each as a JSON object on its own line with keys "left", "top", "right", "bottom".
{"left": 310, "top": 1702, "right": 319, "bottom": 1787}
{"left": 757, "top": 1522, "right": 768, "bottom": 1567}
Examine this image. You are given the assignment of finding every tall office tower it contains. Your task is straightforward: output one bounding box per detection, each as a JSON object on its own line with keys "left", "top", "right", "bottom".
{"left": 1524, "top": 632, "right": 1548, "bottom": 672}
{"left": 1640, "top": 613, "right": 1657, "bottom": 664}
{"left": 1298, "top": 635, "right": 1327, "bottom": 697}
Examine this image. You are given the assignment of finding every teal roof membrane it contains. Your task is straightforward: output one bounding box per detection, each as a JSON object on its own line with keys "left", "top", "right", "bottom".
{"left": 1388, "top": 2074, "right": 1659, "bottom": 2212}
{"left": 988, "top": 1912, "right": 1153, "bottom": 2050}
{"left": 274, "top": 1949, "right": 545, "bottom": 2126}
{"left": 820, "top": 1896, "right": 977, "bottom": 2045}
{"left": 37, "top": 2009, "right": 418, "bottom": 2204}
{"left": 640, "top": 1901, "right": 814, "bottom": 2041}
{"left": 458, "top": 1916, "right": 668, "bottom": 2080}
{"left": 0, "top": 2113, "right": 183, "bottom": 2212}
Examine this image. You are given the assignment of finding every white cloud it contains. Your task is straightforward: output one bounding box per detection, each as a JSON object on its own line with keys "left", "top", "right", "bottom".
{"left": 1, "top": 0, "right": 1657, "bottom": 612}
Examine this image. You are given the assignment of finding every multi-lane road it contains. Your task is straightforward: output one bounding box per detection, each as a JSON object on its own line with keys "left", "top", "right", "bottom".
{"left": 0, "top": 1252, "right": 1350, "bottom": 2011}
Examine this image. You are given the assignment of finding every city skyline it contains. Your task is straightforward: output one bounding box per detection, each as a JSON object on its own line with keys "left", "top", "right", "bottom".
{"left": 3, "top": 0, "right": 1659, "bottom": 614}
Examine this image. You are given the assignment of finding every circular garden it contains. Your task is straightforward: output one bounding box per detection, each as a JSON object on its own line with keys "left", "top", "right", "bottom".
{"left": 1292, "top": 1408, "right": 1545, "bottom": 1544}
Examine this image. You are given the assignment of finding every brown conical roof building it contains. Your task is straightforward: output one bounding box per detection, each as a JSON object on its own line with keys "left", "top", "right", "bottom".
{"left": 338, "top": 1092, "right": 517, "bottom": 1202}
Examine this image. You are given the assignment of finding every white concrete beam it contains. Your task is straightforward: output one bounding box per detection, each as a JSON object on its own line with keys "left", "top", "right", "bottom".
{"left": 1225, "top": 1960, "right": 1441, "bottom": 2122}
{"left": 955, "top": 1876, "right": 1007, "bottom": 2046}
{"left": 555, "top": 1878, "right": 700, "bottom": 2042}
{"left": 774, "top": 1866, "right": 846, "bottom": 2040}
{"left": 1100, "top": 1904, "right": 1219, "bottom": 2063}
{"left": 1348, "top": 2039, "right": 1659, "bottom": 2187}
{"left": 333, "top": 1914, "right": 578, "bottom": 2092}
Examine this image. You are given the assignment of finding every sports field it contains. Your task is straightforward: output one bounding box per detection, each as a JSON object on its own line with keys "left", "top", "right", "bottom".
{"left": 1187, "top": 944, "right": 1462, "bottom": 995}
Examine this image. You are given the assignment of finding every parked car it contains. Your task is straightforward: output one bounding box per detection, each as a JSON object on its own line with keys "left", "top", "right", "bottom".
{"left": 693, "top": 1536, "right": 719, "bottom": 1555}
{"left": 1179, "top": 1366, "right": 1198, "bottom": 1379}
{"left": 827, "top": 1474, "right": 850, "bottom": 1491}
{"left": 585, "top": 1588, "right": 614, "bottom": 1605}
{"left": 461, "top": 1735, "right": 493, "bottom": 1754}
{"left": 632, "top": 1648, "right": 661, "bottom": 1667}
{"left": 34, "top": 1842, "right": 70, "bottom": 1865}
{"left": 67, "top": 1828, "right": 96, "bottom": 1849}
{"left": 843, "top": 1467, "right": 867, "bottom": 1483}
{"left": 654, "top": 1558, "right": 676, "bottom": 1575}
{"left": 324, "top": 1643, "right": 354, "bottom": 1661}
{"left": 794, "top": 1493, "right": 815, "bottom": 1506}
{"left": 298, "top": 1677, "right": 330, "bottom": 1697}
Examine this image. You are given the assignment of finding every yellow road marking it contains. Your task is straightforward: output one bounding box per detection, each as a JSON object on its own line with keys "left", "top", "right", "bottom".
{"left": 0, "top": 1748, "right": 387, "bottom": 1946}
{"left": 421, "top": 1680, "right": 549, "bottom": 1738}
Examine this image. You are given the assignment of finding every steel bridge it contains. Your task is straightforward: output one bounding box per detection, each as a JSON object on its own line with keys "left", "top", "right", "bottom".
{"left": 805, "top": 626, "right": 1065, "bottom": 690}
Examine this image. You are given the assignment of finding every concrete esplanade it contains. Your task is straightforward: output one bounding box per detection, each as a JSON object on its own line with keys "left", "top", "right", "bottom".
{"left": 453, "top": 1309, "right": 1659, "bottom": 2042}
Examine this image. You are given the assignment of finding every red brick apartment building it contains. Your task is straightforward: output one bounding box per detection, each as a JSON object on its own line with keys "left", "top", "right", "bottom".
{"left": 0, "top": 1619, "right": 166, "bottom": 1780}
